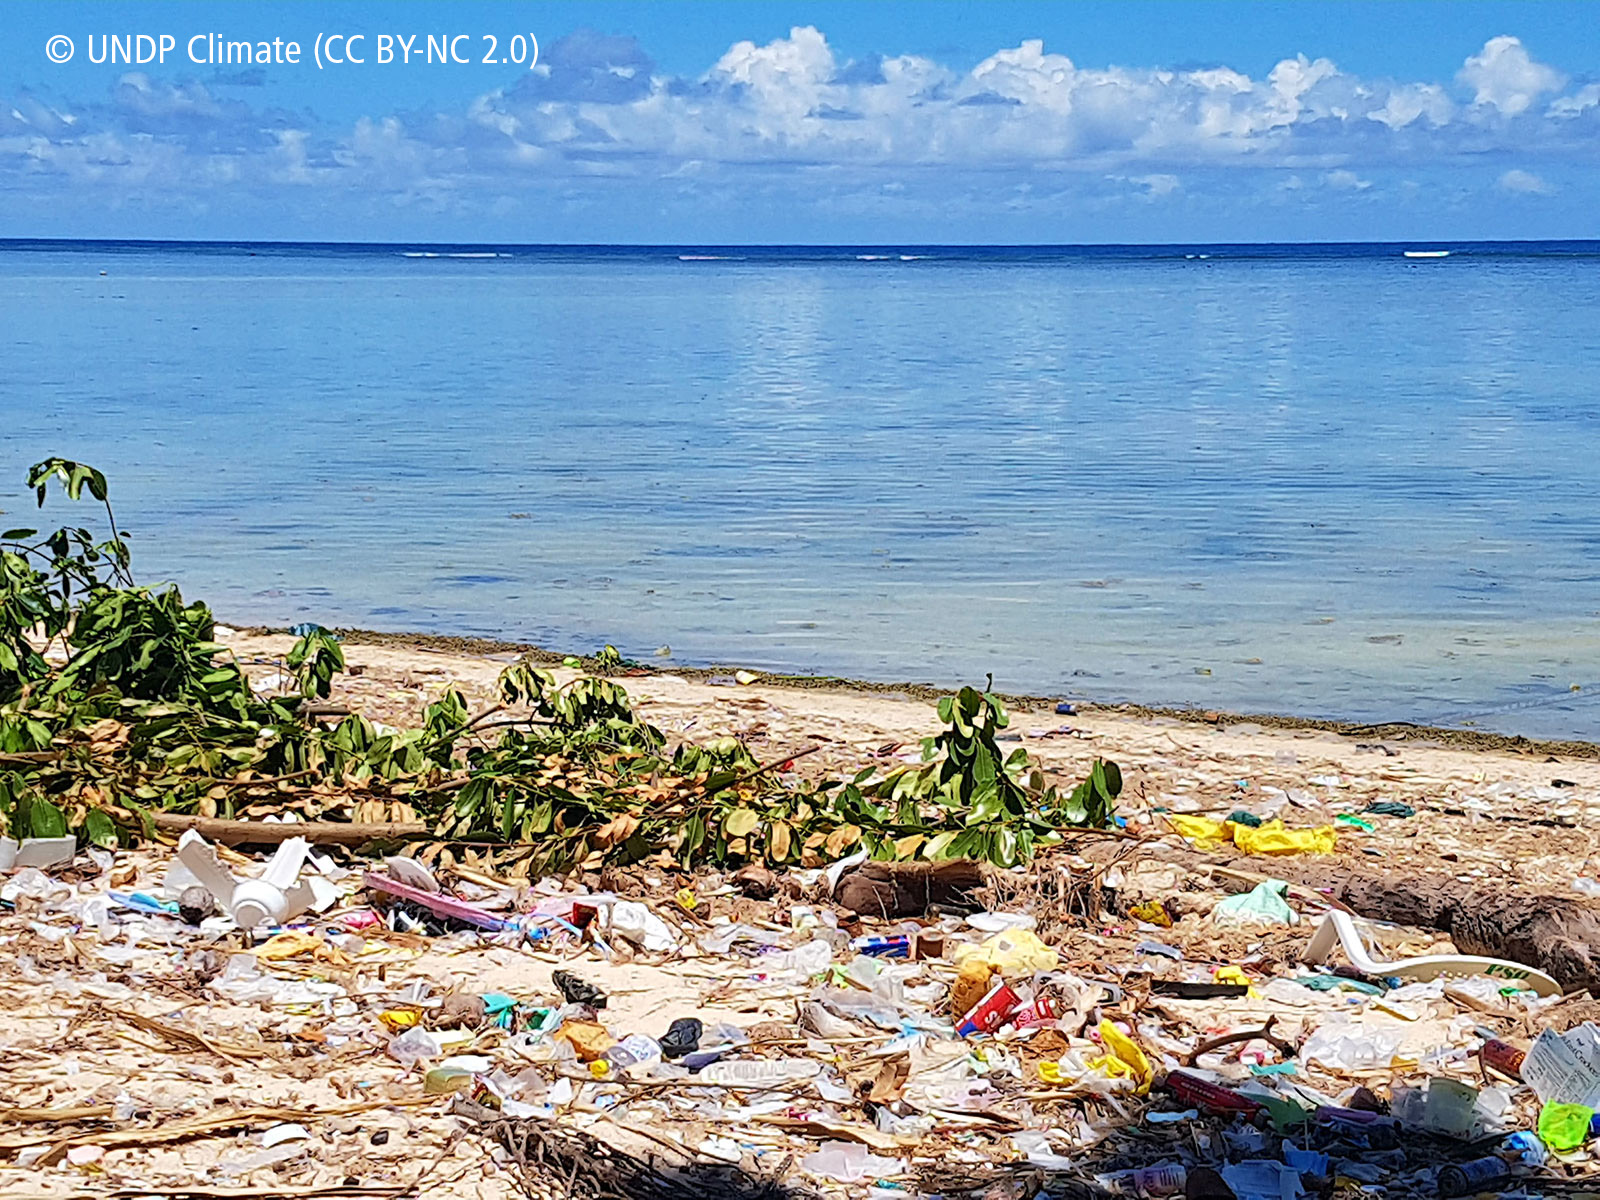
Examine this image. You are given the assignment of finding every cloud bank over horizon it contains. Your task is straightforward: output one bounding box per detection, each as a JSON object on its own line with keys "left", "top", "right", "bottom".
{"left": 3, "top": 27, "right": 1598, "bottom": 241}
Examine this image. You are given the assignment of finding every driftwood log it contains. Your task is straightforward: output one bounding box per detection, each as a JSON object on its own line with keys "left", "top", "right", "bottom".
{"left": 146, "top": 813, "right": 429, "bottom": 846}
{"left": 834, "top": 859, "right": 985, "bottom": 918}
{"left": 1110, "top": 842, "right": 1600, "bottom": 994}
{"left": 1335, "top": 872, "right": 1600, "bottom": 994}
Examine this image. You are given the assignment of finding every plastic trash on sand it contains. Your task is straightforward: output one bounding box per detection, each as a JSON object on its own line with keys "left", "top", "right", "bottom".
{"left": 604, "top": 900, "right": 679, "bottom": 952}
{"left": 1167, "top": 814, "right": 1233, "bottom": 850}
{"left": 1524, "top": 1023, "right": 1600, "bottom": 1107}
{"left": 1537, "top": 1101, "right": 1595, "bottom": 1151}
{"left": 802, "top": 1140, "right": 902, "bottom": 1182}
{"left": 1096, "top": 1018, "right": 1155, "bottom": 1093}
{"left": 1299, "top": 1020, "right": 1403, "bottom": 1072}
{"left": 1213, "top": 880, "right": 1297, "bottom": 928}
{"left": 699, "top": 1057, "right": 821, "bottom": 1085}
{"left": 951, "top": 927, "right": 1059, "bottom": 974}
{"left": 1167, "top": 815, "right": 1336, "bottom": 856}
{"left": 1231, "top": 819, "right": 1336, "bottom": 856}
{"left": 388, "top": 1026, "right": 443, "bottom": 1066}
{"left": 176, "top": 829, "right": 321, "bottom": 928}
{"left": 0, "top": 835, "right": 76, "bottom": 871}
{"left": 1302, "top": 909, "right": 1561, "bottom": 996}
{"left": 1222, "top": 1159, "right": 1304, "bottom": 1200}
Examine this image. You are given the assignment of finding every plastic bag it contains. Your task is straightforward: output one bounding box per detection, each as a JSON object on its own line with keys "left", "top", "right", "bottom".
{"left": 1098, "top": 1018, "right": 1154, "bottom": 1093}
{"left": 951, "top": 928, "right": 1059, "bottom": 974}
{"left": 1213, "top": 880, "right": 1297, "bottom": 928}
{"left": 1232, "top": 820, "right": 1336, "bottom": 856}
{"left": 1167, "top": 814, "right": 1232, "bottom": 849}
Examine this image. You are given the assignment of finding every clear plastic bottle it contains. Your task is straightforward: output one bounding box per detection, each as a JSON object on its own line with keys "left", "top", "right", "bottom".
{"left": 698, "top": 1058, "right": 821, "bottom": 1085}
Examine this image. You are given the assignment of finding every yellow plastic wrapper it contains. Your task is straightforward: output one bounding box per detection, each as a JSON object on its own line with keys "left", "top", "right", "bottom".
{"left": 1097, "top": 1018, "right": 1153, "bottom": 1093}
{"left": 1166, "top": 814, "right": 1231, "bottom": 849}
{"left": 951, "top": 928, "right": 1059, "bottom": 975}
{"left": 256, "top": 930, "right": 350, "bottom": 965}
{"left": 1035, "top": 1061, "right": 1064, "bottom": 1084}
{"left": 1231, "top": 819, "right": 1336, "bottom": 856}
{"left": 675, "top": 887, "right": 698, "bottom": 911}
{"left": 378, "top": 1008, "right": 420, "bottom": 1031}
{"left": 1129, "top": 900, "right": 1172, "bottom": 928}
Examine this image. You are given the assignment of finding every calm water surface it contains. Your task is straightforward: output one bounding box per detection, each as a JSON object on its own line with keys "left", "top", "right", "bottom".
{"left": 3, "top": 241, "right": 1599, "bottom": 738}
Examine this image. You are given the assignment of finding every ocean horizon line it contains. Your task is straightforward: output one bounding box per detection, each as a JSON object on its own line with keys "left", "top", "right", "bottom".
{"left": 4, "top": 236, "right": 1600, "bottom": 256}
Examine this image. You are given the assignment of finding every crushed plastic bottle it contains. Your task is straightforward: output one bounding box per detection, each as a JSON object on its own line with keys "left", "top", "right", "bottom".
{"left": 698, "top": 1057, "right": 821, "bottom": 1085}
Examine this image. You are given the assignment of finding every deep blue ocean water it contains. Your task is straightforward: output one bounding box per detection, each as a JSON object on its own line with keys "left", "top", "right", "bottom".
{"left": 3, "top": 239, "right": 1599, "bottom": 738}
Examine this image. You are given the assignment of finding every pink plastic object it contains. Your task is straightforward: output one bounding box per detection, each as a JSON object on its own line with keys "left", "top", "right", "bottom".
{"left": 363, "top": 871, "right": 508, "bottom": 931}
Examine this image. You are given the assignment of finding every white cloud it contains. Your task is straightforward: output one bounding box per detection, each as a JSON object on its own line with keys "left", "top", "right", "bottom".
{"left": 1457, "top": 35, "right": 1565, "bottom": 115}
{"left": 2, "top": 29, "right": 1594, "bottom": 225}
{"left": 1549, "top": 83, "right": 1600, "bottom": 118}
{"left": 1323, "top": 169, "right": 1372, "bottom": 191}
{"left": 1498, "top": 167, "right": 1554, "bottom": 194}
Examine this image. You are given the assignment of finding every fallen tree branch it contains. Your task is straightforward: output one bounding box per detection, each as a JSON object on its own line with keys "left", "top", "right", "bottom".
{"left": 147, "top": 813, "right": 429, "bottom": 845}
{"left": 1184, "top": 1016, "right": 1297, "bottom": 1066}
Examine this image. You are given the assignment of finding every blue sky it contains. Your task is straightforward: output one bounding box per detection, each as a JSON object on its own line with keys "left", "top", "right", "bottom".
{"left": 3, "top": 2, "right": 1598, "bottom": 243}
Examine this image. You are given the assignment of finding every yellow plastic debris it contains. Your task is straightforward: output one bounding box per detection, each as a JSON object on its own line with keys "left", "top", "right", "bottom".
{"left": 1129, "top": 900, "right": 1172, "bottom": 928}
{"left": 1036, "top": 1061, "right": 1064, "bottom": 1085}
{"left": 1166, "top": 814, "right": 1231, "bottom": 849}
{"left": 256, "top": 930, "right": 350, "bottom": 965}
{"left": 1169, "top": 813, "right": 1336, "bottom": 856}
{"left": 951, "top": 928, "right": 1059, "bottom": 975}
{"left": 1232, "top": 819, "right": 1337, "bottom": 856}
{"left": 675, "top": 887, "right": 698, "bottom": 912}
{"left": 1097, "top": 1018, "right": 1154, "bottom": 1094}
{"left": 1212, "top": 965, "right": 1262, "bottom": 998}
{"left": 378, "top": 1008, "right": 420, "bottom": 1031}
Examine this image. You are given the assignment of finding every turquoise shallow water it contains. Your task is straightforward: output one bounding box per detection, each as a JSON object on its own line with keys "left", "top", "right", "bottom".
{"left": 3, "top": 241, "right": 1599, "bottom": 738}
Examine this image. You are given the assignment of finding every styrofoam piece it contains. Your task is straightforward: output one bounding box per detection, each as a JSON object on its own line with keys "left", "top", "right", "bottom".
{"left": 14, "top": 837, "right": 76, "bottom": 870}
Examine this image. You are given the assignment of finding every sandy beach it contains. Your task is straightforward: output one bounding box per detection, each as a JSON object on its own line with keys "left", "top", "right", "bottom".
{"left": 6, "top": 630, "right": 1600, "bottom": 1197}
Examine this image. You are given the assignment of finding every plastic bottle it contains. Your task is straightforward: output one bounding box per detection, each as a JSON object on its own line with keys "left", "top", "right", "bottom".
{"left": 615, "top": 1034, "right": 662, "bottom": 1072}
{"left": 1437, "top": 1157, "right": 1510, "bottom": 1197}
{"left": 698, "top": 1058, "right": 821, "bottom": 1085}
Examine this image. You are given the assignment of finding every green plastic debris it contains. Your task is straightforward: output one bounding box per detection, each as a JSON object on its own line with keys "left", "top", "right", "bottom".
{"left": 1252, "top": 1093, "right": 1314, "bottom": 1132}
{"left": 1334, "top": 814, "right": 1375, "bottom": 832}
{"left": 1363, "top": 801, "right": 1416, "bottom": 818}
{"left": 1295, "top": 973, "right": 1385, "bottom": 996}
{"left": 482, "top": 992, "right": 518, "bottom": 1029}
{"left": 1538, "top": 1102, "right": 1595, "bottom": 1151}
{"left": 1227, "top": 810, "right": 1263, "bottom": 828}
{"left": 1213, "top": 879, "right": 1297, "bottom": 927}
{"left": 1249, "top": 1061, "right": 1299, "bottom": 1077}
